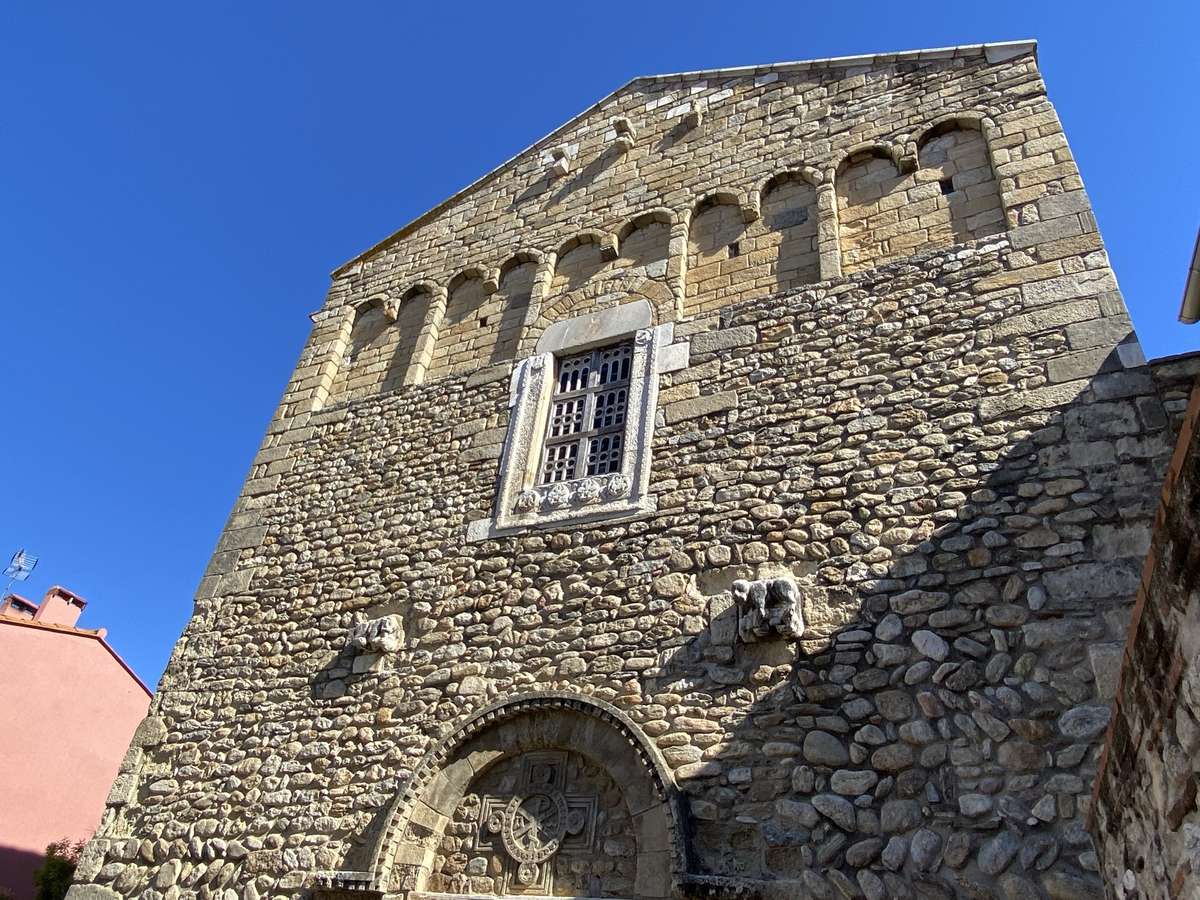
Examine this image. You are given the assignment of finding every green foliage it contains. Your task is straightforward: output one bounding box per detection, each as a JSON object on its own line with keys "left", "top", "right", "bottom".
{"left": 32, "top": 839, "right": 84, "bottom": 900}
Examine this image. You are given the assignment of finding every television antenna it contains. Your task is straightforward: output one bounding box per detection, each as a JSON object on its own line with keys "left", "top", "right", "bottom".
{"left": 2, "top": 548, "right": 38, "bottom": 598}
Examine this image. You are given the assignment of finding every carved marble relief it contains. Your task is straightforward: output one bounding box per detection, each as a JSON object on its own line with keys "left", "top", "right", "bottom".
{"left": 733, "top": 577, "right": 805, "bottom": 642}
{"left": 348, "top": 614, "right": 404, "bottom": 653}
{"left": 431, "top": 750, "right": 634, "bottom": 897}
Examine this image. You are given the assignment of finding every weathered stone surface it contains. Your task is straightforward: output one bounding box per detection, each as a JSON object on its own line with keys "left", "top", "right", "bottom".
{"left": 876, "top": 690, "right": 915, "bottom": 722}
{"left": 1043, "top": 562, "right": 1140, "bottom": 606}
{"left": 881, "top": 800, "right": 923, "bottom": 833}
{"left": 998, "top": 739, "right": 1048, "bottom": 772}
{"left": 804, "top": 730, "right": 850, "bottom": 767}
{"left": 910, "top": 828, "right": 942, "bottom": 871}
{"left": 73, "top": 41, "right": 1173, "bottom": 900}
{"left": 690, "top": 325, "right": 757, "bottom": 356}
{"left": 1041, "top": 871, "right": 1104, "bottom": 899}
{"left": 663, "top": 390, "right": 739, "bottom": 425}
{"left": 1091, "top": 359, "right": 1200, "bottom": 899}
{"left": 912, "top": 630, "right": 949, "bottom": 661}
{"left": 130, "top": 715, "right": 167, "bottom": 748}
{"left": 1058, "top": 704, "right": 1111, "bottom": 740}
{"left": 813, "top": 793, "right": 857, "bottom": 832}
{"left": 872, "top": 743, "right": 915, "bottom": 773}
{"left": 831, "top": 769, "right": 878, "bottom": 795}
{"left": 978, "top": 830, "right": 1021, "bottom": 875}
{"left": 997, "top": 874, "right": 1041, "bottom": 900}
{"left": 846, "top": 838, "right": 883, "bottom": 867}
{"left": 65, "top": 887, "right": 122, "bottom": 900}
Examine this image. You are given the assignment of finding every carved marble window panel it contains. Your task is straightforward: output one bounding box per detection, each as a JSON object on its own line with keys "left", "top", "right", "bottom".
{"left": 467, "top": 302, "right": 689, "bottom": 541}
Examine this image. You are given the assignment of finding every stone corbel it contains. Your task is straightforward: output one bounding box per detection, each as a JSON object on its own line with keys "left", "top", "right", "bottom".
{"left": 733, "top": 577, "right": 804, "bottom": 642}
{"left": 742, "top": 192, "right": 762, "bottom": 224}
{"left": 598, "top": 233, "right": 619, "bottom": 262}
{"left": 684, "top": 107, "right": 703, "bottom": 130}
{"left": 483, "top": 267, "right": 502, "bottom": 295}
{"left": 612, "top": 117, "right": 637, "bottom": 153}
{"left": 549, "top": 145, "right": 571, "bottom": 177}
{"left": 896, "top": 140, "right": 919, "bottom": 174}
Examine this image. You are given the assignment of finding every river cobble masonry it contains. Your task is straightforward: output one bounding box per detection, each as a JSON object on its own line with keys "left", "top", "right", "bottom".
{"left": 69, "top": 41, "right": 1185, "bottom": 900}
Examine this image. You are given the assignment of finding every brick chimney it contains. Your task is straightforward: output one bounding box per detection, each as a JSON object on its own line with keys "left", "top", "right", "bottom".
{"left": 31, "top": 586, "right": 87, "bottom": 627}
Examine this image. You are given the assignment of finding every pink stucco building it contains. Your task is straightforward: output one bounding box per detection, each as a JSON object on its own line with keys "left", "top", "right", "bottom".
{"left": 0, "top": 587, "right": 151, "bottom": 900}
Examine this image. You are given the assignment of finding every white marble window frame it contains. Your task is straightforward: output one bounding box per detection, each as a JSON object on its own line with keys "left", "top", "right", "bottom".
{"left": 467, "top": 302, "right": 689, "bottom": 541}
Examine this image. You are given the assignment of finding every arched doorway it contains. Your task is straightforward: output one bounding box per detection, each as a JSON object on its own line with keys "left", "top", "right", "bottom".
{"left": 368, "top": 692, "right": 690, "bottom": 899}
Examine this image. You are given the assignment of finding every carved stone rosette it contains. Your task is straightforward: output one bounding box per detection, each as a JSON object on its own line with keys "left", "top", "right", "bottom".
{"left": 512, "top": 471, "right": 630, "bottom": 514}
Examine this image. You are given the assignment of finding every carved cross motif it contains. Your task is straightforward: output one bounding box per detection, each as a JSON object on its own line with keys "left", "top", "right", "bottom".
{"left": 475, "top": 752, "right": 597, "bottom": 894}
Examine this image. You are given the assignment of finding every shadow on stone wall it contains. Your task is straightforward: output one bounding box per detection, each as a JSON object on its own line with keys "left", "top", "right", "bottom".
{"left": 648, "top": 340, "right": 1168, "bottom": 900}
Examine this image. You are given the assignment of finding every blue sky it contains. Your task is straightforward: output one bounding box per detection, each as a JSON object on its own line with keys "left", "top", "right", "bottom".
{"left": 2, "top": 2, "right": 1196, "bottom": 686}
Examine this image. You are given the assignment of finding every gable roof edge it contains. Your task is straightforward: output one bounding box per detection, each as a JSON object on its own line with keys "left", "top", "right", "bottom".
{"left": 329, "top": 39, "right": 1038, "bottom": 280}
{"left": 0, "top": 614, "right": 153, "bottom": 697}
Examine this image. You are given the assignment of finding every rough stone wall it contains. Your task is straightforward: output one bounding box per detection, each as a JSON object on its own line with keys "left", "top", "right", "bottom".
{"left": 69, "top": 42, "right": 1179, "bottom": 900}
{"left": 1091, "top": 381, "right": 1200, "bottom": 900}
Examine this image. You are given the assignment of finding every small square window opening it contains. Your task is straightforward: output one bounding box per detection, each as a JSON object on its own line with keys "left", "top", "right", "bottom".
{"left": 939, "top": 178, "right": 955, "bottom": 196}
{"left": 728, "top": 241, "right": 741, "bottom": 258}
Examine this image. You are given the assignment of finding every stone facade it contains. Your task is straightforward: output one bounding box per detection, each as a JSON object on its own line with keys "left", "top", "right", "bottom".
{"left": 1091, "top": 367, "right": 1200, "bottom": 899}
{"left": 70, "top": 41, "right": 1181, "bottom": 900}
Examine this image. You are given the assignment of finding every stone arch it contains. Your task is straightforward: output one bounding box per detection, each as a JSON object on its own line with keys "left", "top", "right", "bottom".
{"left": 369, "top": 692, "right": 689, "bottom": 898}
{"left": 833, "top": 123, "right": 1009, "bottom": 275}
{"left": 914, "top": 111, "right": 999, "bottom": 158}
{"left": 614, "top": 211, "right": 672, "bottom": 293}
{"left": 549, "top": 231, "right": 619, "bottom": 299}
{"left": 830, "top": 140, "right": 910, "bottom": 180}
{"left": 915, "top": 114, "right": 1006, "bottom": 246}
{"left": 556, "top": 230, "right": 618, "bottom": 262}
{"left": 834, "top": 142, "right": 915, "bottom": 274}
{"left": 428, "top": 268, "right": 495, "bottom": 380}
{"left": 488, "top": 252, "right": 541, "bottom": 365}
{"left": 529, "top": 275, "right": 670, "bottom": 349}
{"left": 540, "top": 226, "right": 668, "bottom": 336}
{"left": 753, "top": 170, "right": 822, "bottom": 293}
{"left": 683, "top": 191, "right": 752, "bottom": 317}
{"left": 329, "top": 294, "right": 397, "bottom": 401}
{"left": 498, "top": 248, "right": 545, "bottom": 278}
{"left": 746, "top": 166, "right": 822, "bottom": 221}
{"left": 616, "top": 208, "right": 675, "bottom": 249}
{"left": 391, "top": 283, "right": 438, "bottom": 387}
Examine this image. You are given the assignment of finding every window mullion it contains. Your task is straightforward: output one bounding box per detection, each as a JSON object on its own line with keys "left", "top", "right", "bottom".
{"left": 578, "top": 389, "right": 599, "bottom": 479}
